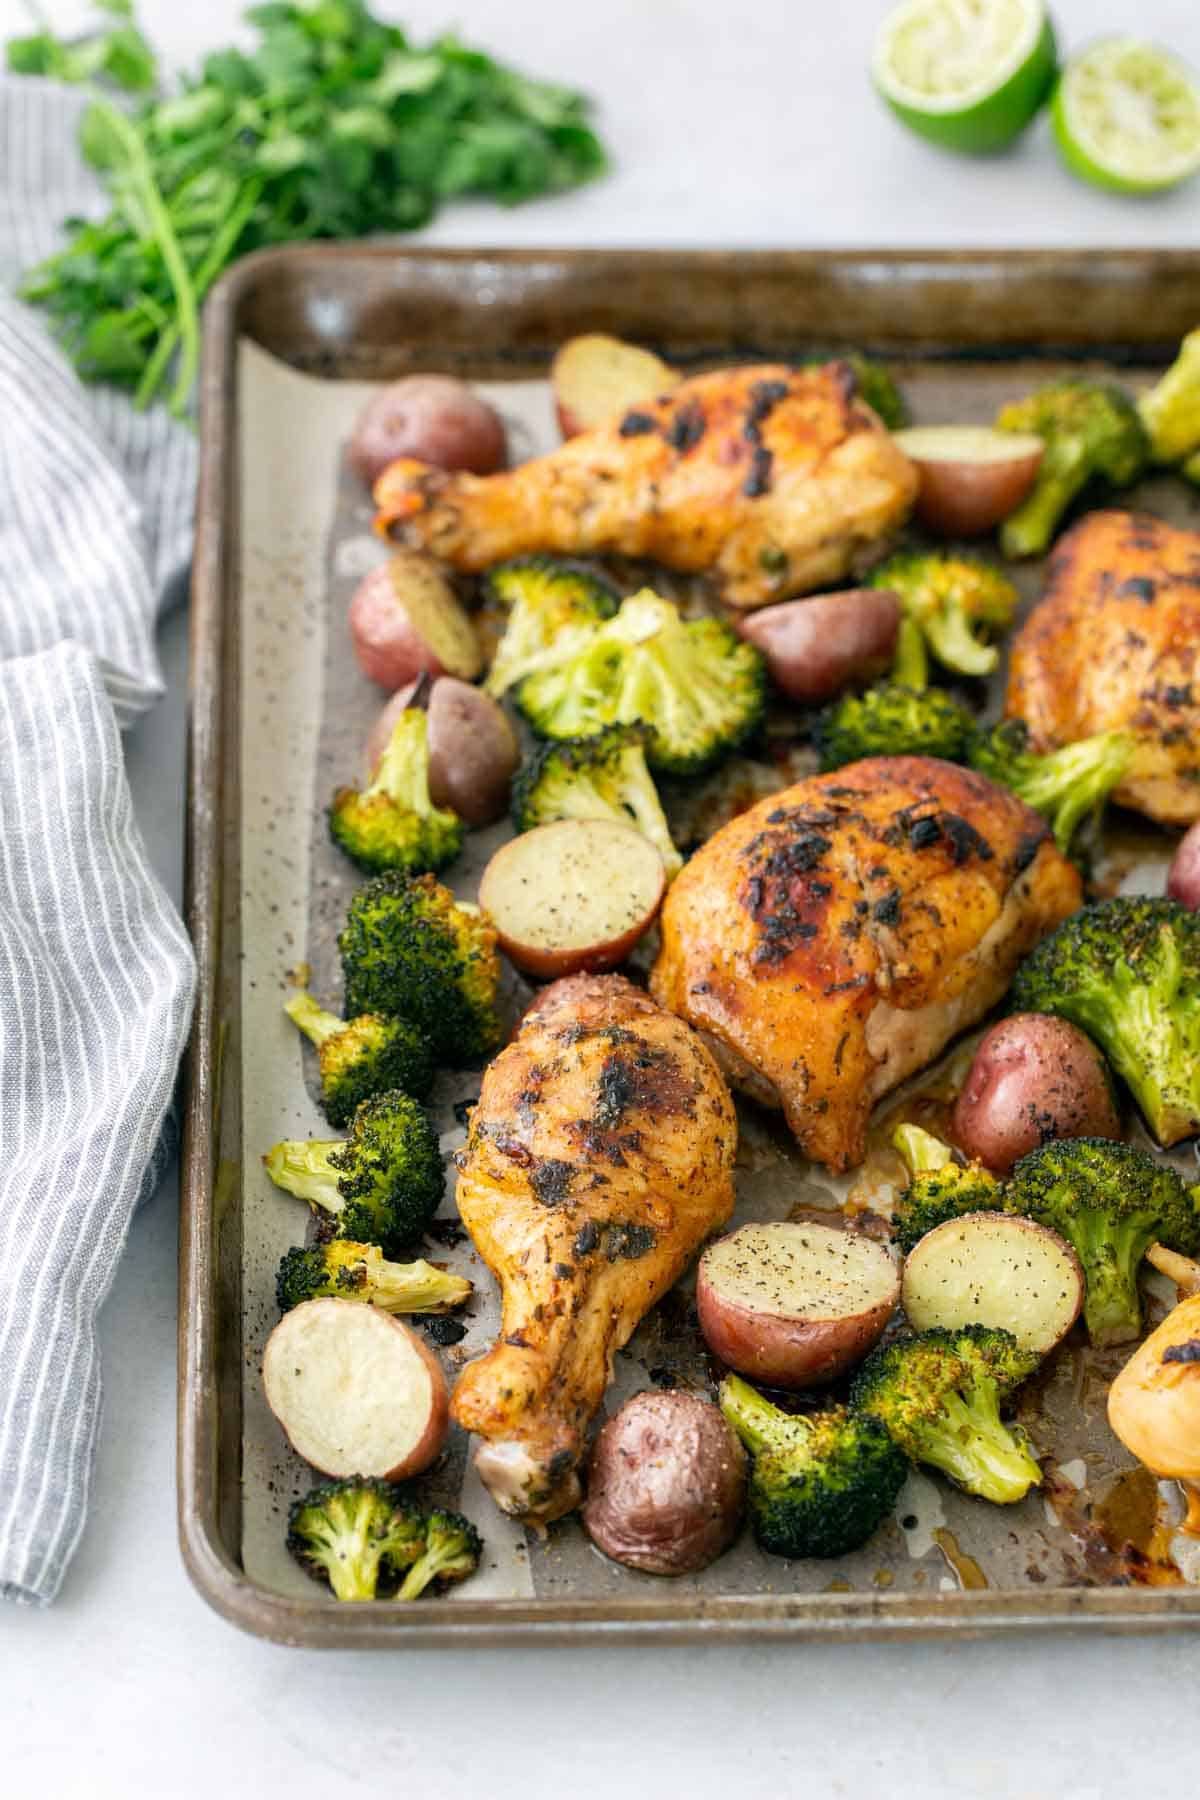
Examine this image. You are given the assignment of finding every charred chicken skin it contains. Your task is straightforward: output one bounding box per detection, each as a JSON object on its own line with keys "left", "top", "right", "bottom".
{"left": 650, "top": 757, "right": 1081, "bottom": 1174}
{"left": 1005, "top": 510, "right": 1200, "bottom": 826}
{"left": 374, "top": 362, "right": 918, "bottom": 609}
{"left": 451, "top": 974, "right": 737, "bottom": 1523}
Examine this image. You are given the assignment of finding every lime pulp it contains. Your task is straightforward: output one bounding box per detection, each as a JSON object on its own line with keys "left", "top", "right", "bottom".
{"left": 873, "top": 0, "right": 1057, "bottom": 154}
{"left": 1051, "top": 38, "right": 1200, "bottom": 194}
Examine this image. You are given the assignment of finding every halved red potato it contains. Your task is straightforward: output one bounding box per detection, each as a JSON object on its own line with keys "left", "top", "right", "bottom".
{"left": 368, "top": 678, "right": 518, "bottom": 826}
{"left": 893, "top": 426, "right": 1044, "bottom": 538}
{"left": 901, "top": 1212, "right": 1084, "bottom": 1356}
{"left": 552, "top": 333, "right": 679, "bottom": 438}
{"left": 263, "top": 1298, "right": 448, "bottom": 1480}
{"left": 734, "top": 588, "right": 900, "bottom": 703}
{"left": 348, "top": 375, "right": 507, "bottom": 485}
{"left": 349, "top": 552, "right": 483, "bottom": 690}
{"left": 696, "top": 1220, "right": 899, "bottom": 1390}
{"left": 479, "top": 818, "right": 666, "bottom": 980}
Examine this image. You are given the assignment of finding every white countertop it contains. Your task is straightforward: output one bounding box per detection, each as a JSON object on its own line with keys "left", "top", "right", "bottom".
{"left": 3, "top": 0, "right": 1200, "bottom": 1792}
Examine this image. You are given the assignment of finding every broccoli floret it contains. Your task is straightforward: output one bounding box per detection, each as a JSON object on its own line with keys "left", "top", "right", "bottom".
{"left": 263, "top": 1089, "right": 444, "bottom": 1256}
{"left": 996, "top": 380, "right": 1148, "bottom": 558}
{"left": 1006, "top": 1138, "right": 1200, "bottom": 1347}
{"left": 286, "top": 1478, "right": 425, "bottom": 1602}
{"left": 851, "top": 1326, "right": 1042, "bottom": 1505}
{"left": 719, "top": 1375, "right": 906, "bottom": 1559}
{"left": 338, "top": 871, "right": 502, "bottom": 1063}
{"left": 890, "top": 1124, "right": 1002, "bottom": 1255}
{"left": 815, "top": 683, "right": 974, "bottom": 772}
{"left": 396, "top": 1508, "right": 483, "bottom": 1601}
{"left": 275, "top": 1239, "right": 472, "bottom": 1314}
{"left": 1138, "top": 330, "right": 1200, "bottom": 465}
{"left": 484, "top": 557, "right": 619, "bottom": 698}
{"left": 510, "top": 724, "right": 682, "bottom": 877}
{"left": 870, "top": 551, "right": 1017, "bottom": 682}
{"left": 284, "top": 989, "right": 434, "bottom": 1128}
{"left": 330, "top": 708, "right": 463, "bottom": 875}
{"left": 967, "top": 719, "right": 1133, "bottom": 856}
{"left": 1010, "top": 897, "right": 1200, "bottom": 1148}
{"left": 517, "top": 588, "right": 766, "bottom": 777}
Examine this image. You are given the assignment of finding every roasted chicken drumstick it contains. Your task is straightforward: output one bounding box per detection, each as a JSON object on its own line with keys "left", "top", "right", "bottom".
{"left": 451, "top": 974, "right": 737, "bottom": 1523}
{"left": 650, "top": 756, "right": 1081, "bottom": 1173}
{"left": 374, "top": 362, "right": 917, "bottom": 609}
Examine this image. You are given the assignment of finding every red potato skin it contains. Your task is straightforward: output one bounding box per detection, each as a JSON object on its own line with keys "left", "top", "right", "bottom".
{"left": 582, "top": 1392, "right": 746, "bottom": 1575}
{"left": 348, "top": 376, "right": 507, "bottom": 485}
{"left": 952, "top": 1013, "right": 1122, "bottom": 1175}
{"left": 910, "top": 449, "right": 1043, "bottom": 539}
{"left": 734, "top": 589, "right": 900, "bottom": 703}
{"left": 490, "top": 910, "right": 662, "bottom": 983}
{"left": 1167, "top": 819, "right": 1200, "bottom": 910}
{"left": 368, "top": 679, "right": 518, "bottom": 825}
{"left": 696, "top": 1256, "right": 897, "bottom": 1390}
{"left": 348, "top": 560, "right": 479, "bottom": 690}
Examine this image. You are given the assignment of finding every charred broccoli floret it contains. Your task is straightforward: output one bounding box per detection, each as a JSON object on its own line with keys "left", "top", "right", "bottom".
{"left": 263, "top": 1089, "right": 444, "bottom": 1256}
{"left": 484, "top": 557, "right": 619, "bottom": 698}
{"left": 815, "top": 683, "right": 974, "bottom": 771}
{"left": 284, "top": 989, "right": 434, "bottom": 1128}
{"left": 996, "top": 380, "right": 1148, "bottom": 558}
{"left": 275, "top": 1239, "right": 472, "bottom": 1314}
{"left": 1010, "top": 897, "right": 1200, "bottom": 1147}
{"left": 330, "top": 708, "right": 463, "bottom": 875}
{"left": 851, "top": 1326, "right": 1042, "bottom": 1504}
{"left": 396, "top": 1509, "right": 483, "bottom": 1600}
{"left": 517, "top": 588, "right": 766, "bottom": 776}
{"left": 870, "top": 551, "right": 1018, "bottom": 682}
{"left": 286, "top": 1479, "right": 425, "bottom": 1602}
{"left": 510, "top": 724, "right": 682, "bottom": 876}
{"left": 967, "top": 719, "right": 1133, "bottom": 856}
{"left": 890, "top": 1124, "right": 1002, "bottom": 1255}
{"left": 1006, "top": 1138, "right": 1200, "bottom": 1347}
{"left": 1138, "top": 329, "right": 1200, "bottom": 466}
{"left": 338, "top": 871, "right": 502, "bottom": 1063}
{"left": 719, "top": 1375, "right": 906, "bottom": 1559}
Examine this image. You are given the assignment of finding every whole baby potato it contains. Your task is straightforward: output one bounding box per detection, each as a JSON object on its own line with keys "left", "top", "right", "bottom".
{"left": 368, "top": 677, "right": 518, "bottom": 826}
{"left": 348, "top": 375, "right": 507, "bottom": 484}
{"left": 734, "top": 589, "right": 900, "bottom": 703}
{"left": 583, "top": 1391, "right": 746, "bottom": 1575}
{"left": 1166, "top": 819, "right": 1200, "bottom": 911}
{"left": 953, "top": 1013, "right": 1121, "bottom": 1174}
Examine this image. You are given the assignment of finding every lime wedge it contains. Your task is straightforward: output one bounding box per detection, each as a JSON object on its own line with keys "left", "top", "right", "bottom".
{"left": 1051, "top": 39, "right": 1200, "bottom": 194}
{"left": 873, "top": 0, "right": 1057, "bottom": 153}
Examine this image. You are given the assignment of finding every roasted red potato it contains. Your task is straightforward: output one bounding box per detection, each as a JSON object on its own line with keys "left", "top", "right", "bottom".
{"left": 368, "top": 678, "right": 518, "bottom": 826}
{"left": 348, "top": 375, "right": 507, "bottom": 484}
{"left": 479, "top": 819, "right": 666, "bottom": 979}
{"left": 734, "top": 588, "right": 900, "bottom": 703}
{"left": 263, "top": 1299, "right": 449, "bottom": 1480}
{"left": 892, "top": 426, "right": 1044, "bottom": 538}
{"left": 1167, "top": 819, "right": 1200, "bottom": 910}
{"left": 952, "top": 1013, "right": 1121, "bottom": 1174}
{"left": 349, "top": 552, "right": 482, "bottom": 691}
{"left": 902, "top": 1212, "right": 1084, "bottom": 1355}
{"left": 551, "top": 333, "right": 679, "bottom": 437}
{"left": 696, "top": 1220, "right": 899, "bottom": 1390}
{"left": 582, "top": 1391, "right": 746, "bottom": 1575}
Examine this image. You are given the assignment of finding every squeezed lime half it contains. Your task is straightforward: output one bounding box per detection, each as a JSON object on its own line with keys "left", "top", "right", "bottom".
{"left": 873, "top": 0, "right": 1057, "bottom": 154}
{"left": 1051, "top": 38, "right": 1200, "bottom": 194}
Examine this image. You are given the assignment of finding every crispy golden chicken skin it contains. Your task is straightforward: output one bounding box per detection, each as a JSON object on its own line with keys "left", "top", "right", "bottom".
{"left": 649, "top": 757, "right": 1081, "bottom": 1174}
{"left": 451, "top": 974, "right": 737, "bottom": 1524}
{"left": 374, "top": 362, "right": 917, "bottom": 609}
{"left": 1005, "top": 510, "right": 1200, "bottom": 825}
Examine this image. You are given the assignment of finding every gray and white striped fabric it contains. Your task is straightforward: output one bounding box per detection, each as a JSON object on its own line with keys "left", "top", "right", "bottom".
{"left": 0, "top": 78, "right": 198, "bottom": 1603}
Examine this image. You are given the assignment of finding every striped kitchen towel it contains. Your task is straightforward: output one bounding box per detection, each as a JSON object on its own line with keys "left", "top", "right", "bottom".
{"left": 0, "top": 77, "right": 197, "bottom": 1605}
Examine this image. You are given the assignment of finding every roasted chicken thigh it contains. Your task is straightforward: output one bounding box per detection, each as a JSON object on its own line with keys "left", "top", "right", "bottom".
{"left": 374, "top": 361, "right": 918, "bottom": 609}
{"left": 451, "top": 974, "right": 737, "bottom": 1523}
{"left": 1005, "top": 510, "right": 1200, "bottom": 825}
{"left": 650, "top": 757, "right": 1081, "bottom": 1173}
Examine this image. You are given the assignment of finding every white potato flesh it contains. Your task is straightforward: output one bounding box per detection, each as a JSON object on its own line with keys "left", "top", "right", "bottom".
{"left": 480, "top": 819, "right": 665, "bottom": 976}
{"left": 901, "top": 1212, "right": 1083, "bottom": 1355}
{"left": 703, "top": 1221, "right": 896, "bottom": 1319}
{"left": 552, "top": 333, "right": 679, "bottom": 435}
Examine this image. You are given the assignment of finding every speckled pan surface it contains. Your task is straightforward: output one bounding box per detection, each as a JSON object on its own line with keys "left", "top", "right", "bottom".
{"left": 183, "top": 247, "right": 1200, "bottom": 1646}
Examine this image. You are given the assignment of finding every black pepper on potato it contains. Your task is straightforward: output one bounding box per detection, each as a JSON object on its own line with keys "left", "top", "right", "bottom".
{"left": 952, "top": 1013, "right": 1121, "bottom": 1174}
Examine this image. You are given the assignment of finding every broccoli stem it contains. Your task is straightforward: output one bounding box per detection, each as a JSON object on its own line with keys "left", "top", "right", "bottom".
{"left": 1070, "top": 1213, "right": 1163, "bottom": 1347}
{"left": 719, "top": 1372, "right": 793, "bottom": 1455}
{"left": 263, "top": 1139, "right": 343, "bottom": 1213}
{"left": 913, "top": 1392, "right": 1042, "bottom": 1504}
{"left": 1000, "top": 438, "right": 1089, "bottom": 559}
{"left": 1006, "top": 734, "right": 1133, "bottom": 855}
{"left": 364, "top": 1254, "right": 471, "bottom": 1313}
{"left": 892, "top": 1123, "right": 954, "bottom": 1175}
{"left": 923, "top": 604, "right": 998, "bottom": 678}
{"left": 368, "top": 710, "right": 434, "bottom": 814}
{"left": 284, "top": 989, "right": 342, "bottom": 1050}
{"left": 892, "top": 616, "right": 928, "bottom": 689}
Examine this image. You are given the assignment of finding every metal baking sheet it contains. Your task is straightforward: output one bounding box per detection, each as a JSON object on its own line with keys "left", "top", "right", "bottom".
{"left": 183, "top": 247, "right": 1200, "bottom": 1645}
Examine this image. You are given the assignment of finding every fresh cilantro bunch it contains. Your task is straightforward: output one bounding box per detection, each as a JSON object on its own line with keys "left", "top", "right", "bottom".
{"left": 9, "top": 1, "right": 608, "bottom": 415}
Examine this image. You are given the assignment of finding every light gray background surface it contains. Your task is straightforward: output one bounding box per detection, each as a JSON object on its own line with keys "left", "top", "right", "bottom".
{"left": 2, "top": 1, "right": 1199, "bottom": 1793}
